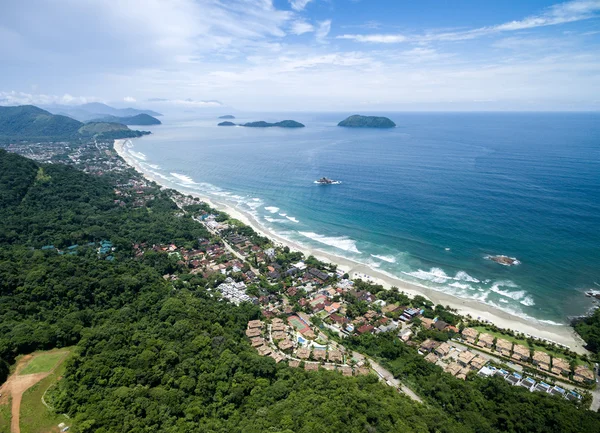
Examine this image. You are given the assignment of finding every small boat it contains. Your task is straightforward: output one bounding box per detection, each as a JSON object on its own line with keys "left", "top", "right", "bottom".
{"left": 315, "top": 177, "right": 341, "bottom": 185}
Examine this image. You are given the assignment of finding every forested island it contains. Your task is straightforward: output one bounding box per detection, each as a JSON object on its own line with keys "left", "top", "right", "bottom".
{"left": 89, "top": 113, "right": 162, "bottom": 126}
{"left": 218, "top": 121, "right": 236, "bottom": 126}
{"left": 219, "top": 115, "right": 236, "bottom": 119}
{"left": 338, "top": 115, "right": 396, "bottom": 128}
{"left": 243, "top": 120, "right": 305, "bottom": 128}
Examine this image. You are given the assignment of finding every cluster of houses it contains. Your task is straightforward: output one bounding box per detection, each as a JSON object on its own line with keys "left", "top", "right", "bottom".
{"left": 419, "top": 339, "right": 487, "bottom": 380}
{"left": 461, "top": 328, "right": 595, "bottom": 384}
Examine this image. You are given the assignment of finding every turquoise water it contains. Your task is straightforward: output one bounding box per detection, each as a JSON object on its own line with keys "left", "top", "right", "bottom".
{"left": 125, "top": 112, "right": 600, "bottom": 324}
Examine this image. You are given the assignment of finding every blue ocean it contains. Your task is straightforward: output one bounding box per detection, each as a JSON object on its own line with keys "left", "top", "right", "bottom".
{"left": 125, "top": 112, "right": 600, "bottom": 324}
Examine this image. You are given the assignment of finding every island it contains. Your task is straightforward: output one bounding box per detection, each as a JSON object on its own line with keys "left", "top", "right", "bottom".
{"left": 218, "top": 121, "right": 236, "bottom": 126}
{"left": 242, "top": 120, "right": 305, "bottom": 128}
{"left": 218, "top": 115, "right": 236, "bottom": 119}
{"left": 486, "top": 255, "right": 521, "bottom": 266}
{"left": 338, "top": 114, "right": 396, "bottom": 128}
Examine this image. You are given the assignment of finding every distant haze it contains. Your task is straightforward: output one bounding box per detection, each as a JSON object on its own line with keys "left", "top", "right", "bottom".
{"left": 1, "top": 0, "right": 600, "bottom": 112}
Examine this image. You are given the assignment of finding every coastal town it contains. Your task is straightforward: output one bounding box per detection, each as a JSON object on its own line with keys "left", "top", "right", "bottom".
{"left": 3, "top": 136, "right": 599, "bottom": 411}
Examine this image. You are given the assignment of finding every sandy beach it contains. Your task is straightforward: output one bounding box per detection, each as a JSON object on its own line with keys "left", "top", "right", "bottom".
{"left": 114, "top": 138, "right": 590, "bottom": 354}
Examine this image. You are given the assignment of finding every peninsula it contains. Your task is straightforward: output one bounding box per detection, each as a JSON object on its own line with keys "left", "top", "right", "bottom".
{"left": 338, "top": 114, "right": 396, "bottom": 128}
{"left": 243, "top": 120, "right": 305, "bottom": 128}
{"left": 89, "top": 113, "right": 162, "bottom": 126}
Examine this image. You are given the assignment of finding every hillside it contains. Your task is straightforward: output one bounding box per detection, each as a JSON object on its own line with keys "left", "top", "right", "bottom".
{"left": 44, "top": 102, "right": 162, "bottom": 122}
{"left": 0, "top": 105, "right": 149, "bottom": 141}
{"left": 243, "top": 120, "right": 305, "bottom": 128}
{"left": 338, "top": 115, "right": 396, "bottom": 128}
{"left": 88, "top": 113, "right": 162, "bottom": 126}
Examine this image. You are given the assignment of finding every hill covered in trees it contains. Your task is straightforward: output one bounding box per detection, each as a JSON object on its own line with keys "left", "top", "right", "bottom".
{"left": 0, "top": 105, "right": 149, "bottom": 141}
{"left": 242, "top": 120, "right": 305, "bottom": 128}
{"left": 88, "top": 113, "right": 162, "bottom": 126}
{"left": 338, "top": 115, "right": 396, "bottom": 128}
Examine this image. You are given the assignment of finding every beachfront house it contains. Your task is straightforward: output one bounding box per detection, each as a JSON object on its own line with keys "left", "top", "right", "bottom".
{"left": 532, "top": 351, "right": 551, "bottom": 371}
{"left": 461, "top": 327, "right": 478, "bottom": 344}
{"left": 477, "top": 333, "right": 494, "bottom": 349}
{"left": 511, "top": 344, "right": 530, "bottom": 362}
{"left": 495, "top": 338, "right": 513, "bottom": 357}
{"left": 551, "top": 357, "right": 571, "bottom": 376}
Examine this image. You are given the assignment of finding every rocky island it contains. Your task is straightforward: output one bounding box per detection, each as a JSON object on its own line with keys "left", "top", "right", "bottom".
{"left": 242, "top": 120, "right": 305, "bottom": 128}
{"left": 219, "top": 115, "right": 236, "bottom": 119}
{"left": 338, "top": 115, "right": 396, "bottom": 128}
{"left": 217, "top": 121, "right": 236, "bottom": 126}
{"left": 486, "top": 255, "right": 521, "bottom": 266}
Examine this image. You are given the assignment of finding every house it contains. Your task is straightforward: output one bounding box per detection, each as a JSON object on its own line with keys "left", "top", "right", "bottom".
{"left": 246, "top": 328, "right": 262, "bottom": 338}
{"left": 457, "top": 350, "right": 476, "bottom": 367}
{"left": 308, "top": 268, "right": 329, "bottom": 281}
{"left": 573, "top": 365, "right": 595, "bottom": 384}
{"left": 445, "top": 362, "right": 462, "bottom": 376}
{"left": 278, "top": 339, "right": 294, "bottom": 351}
{"left": 398, "top": 328, "right": 413, "bottom": 342}
{"left": 419, "top": 339, "right": 439, "bottom": 353}
{"left": 494, "top": 368, "right": 509, "bottom": 378}
{"left": 435, "top": 342, "right": 451, "bottom": 357}
{"left": 328, "top": 349, "right": 343, "bottom": 363}
{"left": 257, "top": 345, "right": 272, "bottom": 356}
{"left": 551, "top": 357, "right": 570, "bottom": 376}
{"left": 420, "top": 317, "right": 435, "bottom": 329}
{"left": 400, "top": 308, "right": 422, "bottom": 322}
{"left": 511, "top": 344, "right": 530, "bottom": 362}
{"left": 272, "top": 331, "right": 287, "bottom": 341}
{"left": 357, "top": 324, "right": 375, "bottom": 335}
{"left": 250, "top": 337, "right": 265, "bottom": 347}
{"left": 548, "top": 385, "right": 566, "bottom": 397}
{"left": 324, "top": 302, "right": 341, "bottom": 315}
{"left": 322, "top": 364, "right": 336, "bottom": 371}
{"left": 364, "top": 310, "right": 378, "bottom": 321}
{"left": 433, "top": 320, "right": 449, "bottom": 331}
{"left": 518, "top": 377, "right": 536, "bottom": 391}
{"left": 424, "top": 352, "right": 439, "bottom": 363}
{"left": 477, "top": 333, "right": 494, "bottom": 348}
{"left": 470, "top": 356, "right": 487, "bottom": 370}
{"left": 461, "top": 327, "right": 478, "bottom": 344}
{"left": 477, "top": 366, "right": 497, "bottom": 378}
{"left": 495, "top": 338, "right": 513, "bottom": 357}
{"left": 248, "top": 320, "right": 264, "bottom": 329}
{"left": 286, "top": 287, "right": 298, "bottom": 297}
{"left": 296, "top": 347, "right": 311, "bottom": 359}
{"left": 329, "top": 313, "right": 349, "bottom": 326}
{"left": 566, "top": 390, "right": 582, "bottom": 401}
{"left": 288, "top": 360, "right": 301, "bottom": 368}
{"left": 340, "top": 366, "right": 353, "bottom": 376}
{"left": 272, "top": 322, "right": 286, "bottom": 332}
{"left": 505, "top": 372, "right": 522, "bottom": 385}
{"left": 356, "top": 367, "right": 370, "bottom": 375}
{"left": 269, "top": 352, "right": 284, "bottom": 363}
{"left": 456, "top": 366, "right": 471, "bottom": 381}
{"left": 304, "top": 362, "right": 319, "bottom": 371}
{"left": 312, "top": 348, "right": 327, "bottom": 360}
{"left": 532, "top": 351, "right": 551, "bottom": 371}
{"left": 533, "top": 382, "right": 552, "bottom": 393}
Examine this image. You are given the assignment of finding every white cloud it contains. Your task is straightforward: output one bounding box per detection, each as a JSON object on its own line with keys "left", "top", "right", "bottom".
{"left": 123, "top": 96, "right": 136, "bottom": 102}
{"left": 0, "top": 91, "right": 98, "bottom": 106}
{"left": 289, "top": 0, "right": 313, "bottom": 11}
{"left": 316, "top": 20, "right": 331, "bottom": 43}
{"left": 290, "top": 20, "right": 314, "bottom": 35}
{"left": 337, "top": 0, "right": 600, "bottom": 44}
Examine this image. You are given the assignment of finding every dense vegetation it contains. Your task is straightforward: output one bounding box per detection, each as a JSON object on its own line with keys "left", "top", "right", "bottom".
{"left": 0, "top": 105, "right": 149, "bottom": 141}
{"left": 88, "top": 113, "right": 162, "bottom": 126}
{"left": 242, "top": 120, "right": 305, "bottom": 128}
{"left": 217, "top": 121, "right": 236, "bottom": 126}
{"left": 337, "top": 115, "right": 396, "bottom": 128}
{"left": 575, "top": 308, "right": 600, "bottom": 354}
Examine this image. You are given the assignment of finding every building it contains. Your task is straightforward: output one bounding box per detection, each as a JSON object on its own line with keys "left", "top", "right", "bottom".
{"left": 246, "top": 328, "right": 262, "bottom": 338}
{"left": 357, "top": 324, "right": 375, "bottom": 334}
{"left": 296, "top": 347, "right": 311, "bottom": 359}
{"left": 573, "top": 365, "right": 595, "bottom": 384}
{"left": 398, "top": 328, "right": 413, "bottom": 342}
{"left": 328, "top": 349, "right": 343, "bottom": 363}
{"left": 505, "top": 372, "right": 522, "bottom": 386}
{"left": 304, "top": 362, "right": 319, "bottom": 371}
{"left": 495, "top": 338, "right": 513, "bottom": 357}
{"left": 247, "top": 320, "right": 263, "bottom": 329}
{"left": 470, "top": 356, "right": 487, "bottom": 370}
{"left": 288, "top": 360, "right": 301, "bottom": 368}
{"left": 511, "top": 344, "right": 530, "bottom": 362}
{"left": 419, "top": 339, "right": 439, "bottom": 353}
{"left": 548, "top": 385, "right": 566, "bottom": 397}
{"left": 477, "top": 366, "right": 497, "bottom": 378}
{"left": 494, "top": 368, "right": 509, "bottom": 378}
{"left": 269, "top": 352, "right": 285, "bottom": 363}
{"left": 400, "top": 308, "right": 422, "bottom": 322}
{"left": 278, "top": 339, "right": 294, "bottom": 351}
{"left": 533, "top": 381, "right": 552, "bottom": 393}
{"left": 433, "top": 320, "right": 449, "bottom": 331}
{"left": 551, "top": 357, "right": 571, "bottom": 376}
{"left": 532, "top": 351, "right": 551, "bottom": 371}
{"left": 518, "top": 377, "right": 536, "bottom": 391}
{"left": 477, "top": 333, "right": 494, "bottom": 348}
{"left": 435, "top": 342, "right": 451, "bottom": 357}
{"left": 340, "top": 366, "right": 353, "bottom": 376}
{"left": 424, "top": 352, "right": 439, "bottom": 363}
{"left": 312, "top": 348, "right": 327, "bottom": 360}
{"left": 457, "top": 350, "right": 476, "bottom": 367}
{"left": 461, "top": 327, "right": 478, "bottom": 344}
{"left": 420, "top": 317, "right": 435, "bottom": 329}
{"left": 272, "top": 331, "right": 287, "bottom": 341}
{"left": 445, "top": 362, "right": 462, "bottom": 376}
{"left": 257, "top": 345, "right": 272, "bottom": 356}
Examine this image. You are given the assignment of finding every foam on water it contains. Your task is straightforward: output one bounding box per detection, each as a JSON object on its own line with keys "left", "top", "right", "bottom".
{"left": 129, "top": 151, "right": 147, "bottom": 161}
{"left": 371, "top": 254, "right": 396, "bottom": 263}
{"left": 264, "top": 206, "right": 280, "bottom": 213}
{"left": 298, "top": 231, "right": 361, "bottom": 254}
{"left": 286, "top": 216, "right": 299, "bottom": 223}
{"left": 448, "top": 282, "right": 475, "bottom": 290}
{"left": 403, "top": 267, "right": 451, "bottom": 284}
{"left": 279, "top": 213, "right": 287, "bottom": 217}
{"left": 455, "top": 271, "right": 480, "bottom": 283}
{"left": 170, "top": 172, "right": 197, "bottom": 184}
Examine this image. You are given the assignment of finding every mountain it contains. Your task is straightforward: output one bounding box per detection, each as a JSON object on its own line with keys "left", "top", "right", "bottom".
{"left": 218, "top": 115, "right": 235, "bottom": 119}
{"left": 242, "top": 120, "right": 305, "bottom": 128}
{"left": 338, "top": 115, "right": 396, "bottom": 128}
{"left": 218, "top": 121, "right": 236, "bottom": 126}
{"left": 0, "top": 105, "right": 149, "bottom": 140}
{"left": 43, "top": 102, "right": 162, "bottom": 122}
{"left": 89, "top": 113, "right": 162, "bottom": 126}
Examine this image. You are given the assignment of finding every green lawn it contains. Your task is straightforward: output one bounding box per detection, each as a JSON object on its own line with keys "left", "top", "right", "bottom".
{"left": 19, "top": 353, "right": 73, "bottom": 433}
{"left": 0, "top": 396, "right": 11, "bottom": 433}
{"left": 20, "top": 351, "right": 67, "bottom": 375}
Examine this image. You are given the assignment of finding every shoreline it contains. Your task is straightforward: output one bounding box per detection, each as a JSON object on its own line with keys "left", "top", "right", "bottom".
{"left": 114, "top": 138, "right": 590, "bottom": 354}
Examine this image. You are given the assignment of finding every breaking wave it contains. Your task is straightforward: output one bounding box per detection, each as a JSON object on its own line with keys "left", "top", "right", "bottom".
{"left": 286, "top": 216, "right": 299, "bottom": 223}
{"left": 264, "top": 206, "right": 280, "bottom": 213}
{"left": 298, "top": 231, "right": 361, "bottom": 254}
{"left": 170, "top": 172, "right": 196, "bottom": 184}
{"left": 371, "top": 254, "right": 396, "bottom": 263}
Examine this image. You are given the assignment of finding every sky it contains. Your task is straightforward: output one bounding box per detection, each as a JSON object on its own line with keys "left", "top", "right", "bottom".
{"left": 1, "top": 0, "right": 599, "bottom": 112}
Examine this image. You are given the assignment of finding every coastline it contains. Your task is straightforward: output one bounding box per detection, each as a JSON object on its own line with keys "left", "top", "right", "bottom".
{"left": 114, "top": 138, "right": 590, "bottom": 354}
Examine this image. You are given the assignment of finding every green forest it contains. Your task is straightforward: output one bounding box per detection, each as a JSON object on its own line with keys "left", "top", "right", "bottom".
{"left": 1, "top": 148, "right": 600, "bottom": 433}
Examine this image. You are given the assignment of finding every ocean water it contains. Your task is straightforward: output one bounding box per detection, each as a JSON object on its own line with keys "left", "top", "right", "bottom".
{"left": 125, "top": 112, "right": 600, "bottom": 324}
